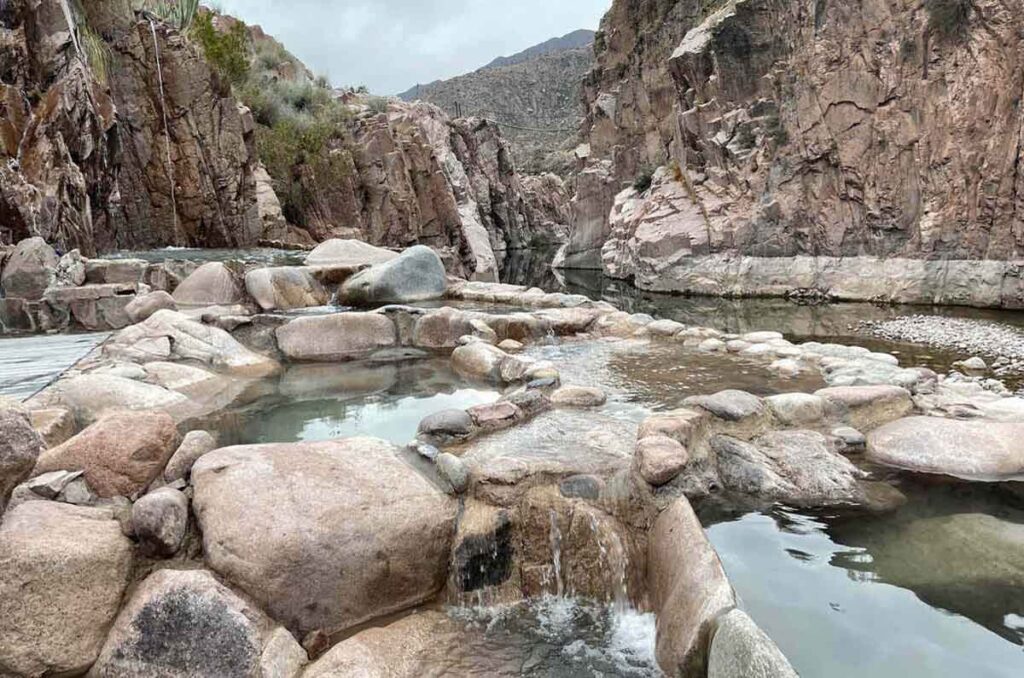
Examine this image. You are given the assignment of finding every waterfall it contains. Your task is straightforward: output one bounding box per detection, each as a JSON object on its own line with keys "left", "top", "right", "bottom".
{"left": 148, "top": 18, "right": 181, "bottom": 241}
{"left": 548, "top": 510, "right": 564, "bottom": 598}
{"left": 57, "top": 0, "right": 83, "bottom": 59}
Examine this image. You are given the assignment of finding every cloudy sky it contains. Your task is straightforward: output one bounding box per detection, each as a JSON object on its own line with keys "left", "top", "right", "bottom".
{"left": 215, "top": 0, "right": 610, "bottom": 95}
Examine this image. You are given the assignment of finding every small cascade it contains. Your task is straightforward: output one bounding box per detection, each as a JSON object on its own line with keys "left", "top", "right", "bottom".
{"left": 147, "top": 18, "right": 181, "bottom": 242}
{"left": 548, "top": 509, "right": 564, "bottom": 598}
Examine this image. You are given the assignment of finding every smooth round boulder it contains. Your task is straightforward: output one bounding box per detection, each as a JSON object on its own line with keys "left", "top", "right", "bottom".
{"left": 124, "top": 290, "right": 177, "bottom": 323}
{"left": 339, "top": 246, "right": 447, "bottom": 305}
{"left": 436, "top": 453, "right": 470, "bottom": 494}
{"left": 635, "top": 435, "right": 689, "bottom": 486}
{"left": 418, "top": 409, "right": 476, "bottom": 445}
{"left": 685, "top": 390, "right": 765, "bottom": 422}
{"left": 451, "top": 342, "right": 507, "bottom": 382}
{"left": 132, "top": 487, "right": 189, "bottom": 556}
{"left": 163, "top": 430, "right": 218, "bottom": 482}
{"left": 551, "top": 386, "right": 608, "bottom": 408}
{"left": 171, "top": 262, "right": 244, "bottom": 307}
{"left": 305, "top": 239, "right": 399, "bottom": 267}
{"left": 0, "top": 502, "right": 132, "bottom": 676}
{"left": 708, "top": 609, "right": 798, "bottom": 678}
{"left": 867, "top": 416, "right": 1024, "bottom": 480}
{"left": 244, "top": 266, "right": 329, "bottom": 311}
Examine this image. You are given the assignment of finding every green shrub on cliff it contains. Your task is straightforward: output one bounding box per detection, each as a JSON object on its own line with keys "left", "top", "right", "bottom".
{"left": 926, "top": 0, "right": 972, "bottom": 40}
{"left": 191, "top": 11, "right": 250, "bottom": 84}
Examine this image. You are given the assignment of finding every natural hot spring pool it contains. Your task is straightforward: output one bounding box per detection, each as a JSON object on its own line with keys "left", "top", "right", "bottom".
{"left": 701, "top": 477, "right": 1024, "bottom": 677}
{"left": 208, "top": 358, "right": 500, "bottom": 446}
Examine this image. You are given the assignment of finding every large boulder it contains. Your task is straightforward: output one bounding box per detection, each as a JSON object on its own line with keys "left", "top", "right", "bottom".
{"left": 867, "top": 417, "right": 1024, "bottom": 480}
{"left": 338, "top": 246, "right": 447, "bottom": 305}
{"left": 33, "top": 410, "right": 178, "bottom": 497}
{"left": 708, "top": 609, "right": 798, "bottom": 678}
{"left": 244, "top": 267, "right": 329, "bottom": 311}
{"left": 451, "top": 341, "right": 507, "bottom": 382}
{"left": 171, "top": 262, "right": 245, "bottom": 307}
{"left": 37, "top": 374, "right": 190, "bottom": 425}
{"left": 104, "top": 310, "right": 280, "bottom": 377}
{"left": 276, "top": 313, "right": 397, "bottom": 361}
{"left": 305, "top": 239, "right": 399, "bottom": 268}
{"left": 90, "top": 569, "right": 307, "bottom": 678}
{"left": 1, "top": 408, "right": 44, "bottom": 512}
{"left": 649, "top": 497, "right": 735, "bottom": 678}
{"left": 0, "top": 237, "right": 58, "bottom": 300}
{"left": 191, "top": 438, "right": 457, "bottom": 637}
{"left": 0, "top": 502, "right": 132, "bottom": 677}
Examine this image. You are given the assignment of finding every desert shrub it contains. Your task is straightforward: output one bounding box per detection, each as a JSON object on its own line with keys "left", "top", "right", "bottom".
{"left": 633, "top": 166, "right": 654, "bottom": 194}
{"left": 190, "top": 10, "right": 249, "bottom": 84}
{"left": 926, "top": 0, "right": 972, "bottom": 40}
{"left": 145, "top": 0, "right": 199, "bottom": 31}
{"left": 367, "top": 96, "right": 390, "bottom": 115}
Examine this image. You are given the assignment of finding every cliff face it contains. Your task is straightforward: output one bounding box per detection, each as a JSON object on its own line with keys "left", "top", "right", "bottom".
{"left": 398, "top": 32, "right": 595, "bottom": 173}
{"left": 0, "top": 0, "right": 265, "bottom": 255}
{"left": 562, "top": 0, "right": 1024, "bottom": 306}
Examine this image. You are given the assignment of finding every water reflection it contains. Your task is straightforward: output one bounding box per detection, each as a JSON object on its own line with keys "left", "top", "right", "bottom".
{"left": 701, "top": 476, "right": 1024, "bottom": 677}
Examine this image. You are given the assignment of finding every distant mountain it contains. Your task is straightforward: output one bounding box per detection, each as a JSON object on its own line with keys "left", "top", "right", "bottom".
{"left": 484, "top": 29, "right": 596, "bottom": 69}
{"left": 397, "top": 31, "right": 595, "bottom": 174}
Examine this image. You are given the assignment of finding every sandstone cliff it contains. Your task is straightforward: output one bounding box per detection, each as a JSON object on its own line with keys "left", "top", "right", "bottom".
{"left": 398, "top": 31, "right": 595, "bottom": 173}
{"left": 560, "top": 0, "right": 1024, "bottom": 307}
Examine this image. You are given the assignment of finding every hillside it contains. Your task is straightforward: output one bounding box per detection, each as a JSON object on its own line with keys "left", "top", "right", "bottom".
{"left": 398, "top": 31, "right": 595, "bottom": 173}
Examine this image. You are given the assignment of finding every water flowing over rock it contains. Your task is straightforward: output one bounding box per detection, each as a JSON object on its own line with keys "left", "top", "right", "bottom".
{"left": 191, "top": 437, "right": 457, "bottom": 637}
{"left": 0, "top": 502, "right": 132, "bottom": 677}
{"left": 561, "top": 0, "right": 1024, "bottom": 308}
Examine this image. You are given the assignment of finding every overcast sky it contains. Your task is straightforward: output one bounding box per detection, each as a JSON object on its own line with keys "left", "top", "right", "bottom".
{"left": 215, "top": 0, "right": 610, "bottom": 95}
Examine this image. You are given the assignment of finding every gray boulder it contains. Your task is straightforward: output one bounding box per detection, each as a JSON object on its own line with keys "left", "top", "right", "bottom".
{"left": 54, "top": 249, "right": 87, "bottom": 286}
{"left": 685, "top": 390, "right": 765, "bottom": 422}
{"left": 0, "top": 502, "right": 132, "bottom": 676}
{"left": 305, "top": 239, "right": 398, "bottom": 268}
{"left": 339, "top": 246, "right": 447, "bottom": 305}
{"left": 276, "top": 313, "right": 397, "bottom": 361}
{"left": 0, "top": 408, "right": 44, "bottom": 512}
{"left": 436, "top": 453, "right": 470, "bottom": 494}
{"left": 132, "top": 487, "right": 189, "bottom": 556}
{"left": 90, "top": 568, "right": 307, "bottom": 678}
{"left": 0, "top": 237, "right": 58, "bottom": 299}
{"left": 709, "top": 609, "right": 798, "bottom": 678}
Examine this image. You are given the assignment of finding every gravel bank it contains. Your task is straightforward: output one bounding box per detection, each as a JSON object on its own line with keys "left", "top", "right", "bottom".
{"left": 862, "top": 315, "right": 1024, "bottom": 378}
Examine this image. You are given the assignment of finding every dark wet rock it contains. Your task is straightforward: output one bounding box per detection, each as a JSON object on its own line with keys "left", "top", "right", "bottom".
{"left": 708, "top": 609, "right": 798, "bottom": 678}
{"left": 436, "top": 452, "right": 470, "bottom": 494}
{"left": 33, "top": 410, "right": 178, "bottom": 498}
{"left": 649, "top": 497, "right": 735, "bottom": 677}
{"left": 418, "top": 409, "right": 477, "bottom": 446}
{"left": 0, "top": 408, "right": 44, "bottom": 512}
{"left": 867, "top": 416, "right": 1024, "bottom": 480}
{"left": 339, "top": 246, "right": 447, "bottom": 305}
{"left": 90, "top": 568, "right": 306, "bottom": 678}
{"left": 191, "top": 438, "right": 457, "bottom": 637}
{"left": 559, "top": 474, "right": 604, "bottom": 500}
{"left": 0, "top": 502, "right": 132, "bottom": 676}
{"left": 163, "top": 430, "right": 218, "bottom": 483}
{"left": 131, "top": 487, "right": 189, "bottom": 557}
{"left": 451, "top": 502, "right": 515, "bottom": 595}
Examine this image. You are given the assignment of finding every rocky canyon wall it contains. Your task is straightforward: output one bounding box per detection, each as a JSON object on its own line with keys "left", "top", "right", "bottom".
{"left": 561, "top": 0, "right": 1024, "bottom": 307}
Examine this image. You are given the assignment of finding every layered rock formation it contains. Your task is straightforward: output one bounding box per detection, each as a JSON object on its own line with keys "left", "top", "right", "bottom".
{"left": 398, "top": 31, "right": 595, "bottom": 173}
{"left": 0, "top": 0, "right": 268, "bottom": 255}
{"left": 560, "top": 0, "right": 1024, "bottom": 307}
